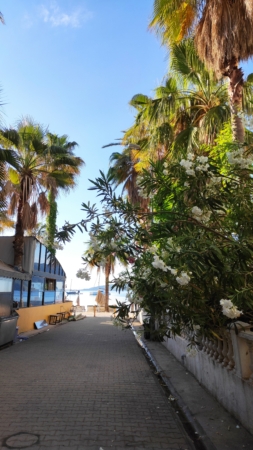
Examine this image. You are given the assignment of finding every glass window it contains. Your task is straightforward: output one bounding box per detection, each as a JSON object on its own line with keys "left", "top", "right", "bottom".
{"left": 21, "top": 280, "right": 29, "bottom": 307}
{"left": 55, "top": 280, "right": 64, "bottom": 304}
{"left": 55, "top": 291, "right": 63, "bottom": 303}
{"left": 44, "top": 278, "right": 55, "bottom": 304}
{"left": 54, "top": 261, "right": 59, "bottom": 275}
{"left": 30, "top": 276, "right": 44, "bottom": 307}
{"left": 0, "top": 277, "right": 13, "bottom": 292}
{"left": 51, "top": 258, "right": 56, "bottom": 274}
{"left": 34, "top": 241, "right": 40, "bottom": 270}
{"left": 45, "top": 278, "right": 55, "bottom": 291}
{"left": 40, "top": 245, "right": 46, "bottom": 272}
{"left": 44, "top": 291, "right": 55, "bottom": 304}
{"left": 13, "top": 279, "right": 21, "bottom": 304}
{"left": 45, "top": 251, "right": 52, "bottom": 273}
{"left": 56, "top": 281, "right": 64, "bottom": 291}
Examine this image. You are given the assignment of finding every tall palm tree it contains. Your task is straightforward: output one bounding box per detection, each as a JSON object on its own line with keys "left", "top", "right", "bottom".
{"left": 1, "top": 121, "right": 52, "bottom": 269}
{"left": 109, "top": 149, "right": 148, "bottom": 208}
{"left": 115, "top": 42, "right": 231, "bottom": 164}
{"left": 169, "top": 39, "right": 231, "bottom": 150}
{"left": 44, "top": 133, "right": 84, "bottom": 255}
{"left": 82, "top": 236, "right": 116, "bottom": 312}
{"left": 150, "top": 0, "right": 253, "bottom": 142}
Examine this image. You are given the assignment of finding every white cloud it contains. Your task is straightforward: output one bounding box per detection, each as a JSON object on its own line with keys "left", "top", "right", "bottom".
{"left": 39, "top": 2, "right": 93, "bottom": 28}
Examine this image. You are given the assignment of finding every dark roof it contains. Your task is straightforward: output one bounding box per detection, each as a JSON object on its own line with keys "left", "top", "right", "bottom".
{"left": 0, "top": 260, "right": 31, "bottom": 280}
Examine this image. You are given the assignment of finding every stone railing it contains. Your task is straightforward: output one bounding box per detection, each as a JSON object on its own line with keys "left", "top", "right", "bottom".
{"left": 161, "top": 319, "right": 253, "bottom": 434}
{"left": 197, "top": 322, "right": 253, "bottom": 381}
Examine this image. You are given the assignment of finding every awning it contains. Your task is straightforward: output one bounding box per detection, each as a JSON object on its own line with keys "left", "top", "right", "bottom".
{"left": 0, "top": 260, "right": 31, "bottom": 281}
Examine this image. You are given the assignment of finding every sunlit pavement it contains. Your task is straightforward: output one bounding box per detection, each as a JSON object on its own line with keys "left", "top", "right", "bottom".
{"left": 0, "top": 316, "right": 193, "bottom": 450}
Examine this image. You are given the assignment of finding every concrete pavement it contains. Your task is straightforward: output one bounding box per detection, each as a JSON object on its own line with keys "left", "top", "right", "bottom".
{"left": 133, "top": 325, "right": 253, "bottom": 450}
{"left": 0, "top": 315, "right": 194, "bottom": 450}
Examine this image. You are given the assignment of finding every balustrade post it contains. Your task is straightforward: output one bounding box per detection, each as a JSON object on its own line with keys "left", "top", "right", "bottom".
{"left": 230, "top": 322, "right": 252, "bottom": 379}
{"left": 221, "top": 331, "right": 229, "bottom": 367}
{"left": 248, "top": 342, "right": 253, "bottom": 383}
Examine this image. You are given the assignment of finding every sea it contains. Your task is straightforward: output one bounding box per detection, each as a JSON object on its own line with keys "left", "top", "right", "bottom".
{"left": 65, "top": 285, "right": 128, "bottom": 308}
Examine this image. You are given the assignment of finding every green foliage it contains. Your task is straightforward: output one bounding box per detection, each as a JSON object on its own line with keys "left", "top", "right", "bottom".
{"left": 76, "top": 268, "right": 91, "bottom": 281}
{"left": 58, "top": 127, "right": 253, "bottom": 339}
{"left": 46, "top": 190, "right": 58, "bottom": 256}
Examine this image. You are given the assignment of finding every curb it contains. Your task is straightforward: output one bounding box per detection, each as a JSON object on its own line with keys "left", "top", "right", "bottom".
{"left": 132, "top": 326, "right": 217, "bottom": 450}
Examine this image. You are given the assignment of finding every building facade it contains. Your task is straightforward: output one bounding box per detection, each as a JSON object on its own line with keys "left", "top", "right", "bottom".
{"left": 0, "top": 236, "right": 72, "bottom": 334}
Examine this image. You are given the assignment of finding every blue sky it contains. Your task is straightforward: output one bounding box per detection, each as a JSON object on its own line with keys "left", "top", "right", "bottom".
{"left": 1, "top": 1, "right": 253, "bottom": 288}
{"left": 0, "top": 1, "right": 168, "bottom": 288}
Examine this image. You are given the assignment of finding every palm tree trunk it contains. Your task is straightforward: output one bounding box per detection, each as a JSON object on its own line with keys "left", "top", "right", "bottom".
{"left": 105, "top": 258, "right": 111, "bottom": 312}
{"left": 46, "top": 189, "right": 57, "bottom": 256}
{"left": 13, "top": 196, "right": 24, "bottom": 270}
{"left": 227, "top": 63, "right": 244, "bottom": 143}
{"left": 105, "top": 274, "right": 109, "bottom": 312}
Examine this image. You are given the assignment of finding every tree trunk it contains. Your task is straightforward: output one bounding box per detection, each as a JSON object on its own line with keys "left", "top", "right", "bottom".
{"left": 46, "top": 189, "right": 57, "bottom": 256}
{"left": 227, "top": 63, "right": 244, "bottom": 143}
{"left": 13, "top": 196, "right": 24, "bottom": 271}
{"left": 105, "top": 258, "right": 111, "bottom": 312}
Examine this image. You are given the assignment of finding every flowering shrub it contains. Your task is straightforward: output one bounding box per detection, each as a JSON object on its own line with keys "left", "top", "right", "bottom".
{"left": 58, "top": 125, "right": 253, "bottom": 339}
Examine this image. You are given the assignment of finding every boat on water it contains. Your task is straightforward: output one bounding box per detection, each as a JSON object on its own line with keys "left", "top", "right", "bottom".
{"left": 66, "top": 291, "right": 81, "bottom": 296}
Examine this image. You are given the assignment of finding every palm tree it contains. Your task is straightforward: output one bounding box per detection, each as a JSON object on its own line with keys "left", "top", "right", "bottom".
{"left": 1, "top": 121, "right": 52, "bottom": 269}
{"left": 169, "top": 39, "right": 231, "bottom": 150}
{"left": 44, "top": 133, "right": 84, "bottom": 255}
{"left": 1, "top": 119, "right": 84, "bottom": 269}
{"left": 82, "top": 236, "right": 116, "bottom": 312}
{"left": 113, "top": 42, "right": 231, "bottom": 165}
{"left": 109, "top": 149, "right": 148, "bottom": 208}
{"left": 0, "top": 147, "right": 18, "bottom": 221}
{"left": 150, "top": 0, "right": 253, "bottom": 143}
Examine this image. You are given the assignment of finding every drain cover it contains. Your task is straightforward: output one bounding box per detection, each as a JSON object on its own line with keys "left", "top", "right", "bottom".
{"left": 3, "top": 432, "right": 39, "bottom": 449}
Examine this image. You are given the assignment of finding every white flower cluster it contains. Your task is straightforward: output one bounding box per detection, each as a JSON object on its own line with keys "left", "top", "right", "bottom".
{"left": 195, "top": 155, "right": 209, "bottom": 172}
{"left": 151, "top": 254, "right": 190, "bottom": 286}
{"left": 220, "top": 299, "right": 243, "bottom": 319}
{"left": 180, "top": 153, "right": 210, "bottom": 177}
{"left": 191, "top": 206, "right": 211, "bottom": 223}
{"left": 180, "top": 153, "right": 195, "bottom": 176}
{"left": 151, "top": 255, "right": 178, "bottom": 275}
{"left": 176, "top": 271, "right": 191, "bottom": 285}
{"left": 152, "top": 255, "right": 169, "bottom": 271}
{"left": 167, "top": 266, "right": 178, "bottom": 275}
{"left": 227, "top": 148, "right": 253, "bottom": 169}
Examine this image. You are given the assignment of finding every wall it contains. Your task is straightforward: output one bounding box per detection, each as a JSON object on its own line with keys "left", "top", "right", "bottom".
{"left": 0, "top": 236, "right": 36, "bottom": 272}
{"left": 0, "top": 293, "right": 12, "bottom": 316}
{"left": 163, "top": 332, "right": 253, "bottom": 435}
{"left": 16, "top": 301, "right": 73, "bottom": 333}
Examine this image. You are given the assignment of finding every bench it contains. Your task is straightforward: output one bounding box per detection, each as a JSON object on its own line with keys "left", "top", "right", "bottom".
{"left": 49, "top": 314, "right": 61, "bottom": 325}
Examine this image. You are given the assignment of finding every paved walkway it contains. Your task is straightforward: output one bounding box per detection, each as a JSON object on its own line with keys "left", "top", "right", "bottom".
{"left": 0, "top": 316, "right": 193, "bottom": 450}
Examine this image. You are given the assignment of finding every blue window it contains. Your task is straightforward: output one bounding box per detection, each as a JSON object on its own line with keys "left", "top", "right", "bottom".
{"left": 30, "top": 276, "right": 44, "bottom": 307}
{"left": 40, "top": 245, "right": 46, "bottom": 272}
{"left": 34, "top": 241, "right": 40, "bottom": 270}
